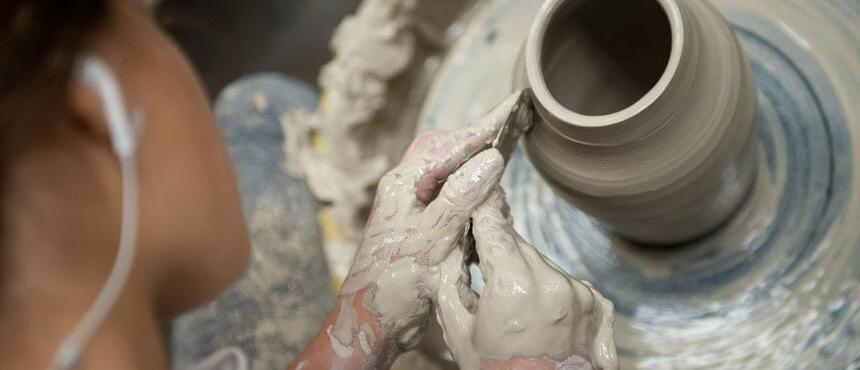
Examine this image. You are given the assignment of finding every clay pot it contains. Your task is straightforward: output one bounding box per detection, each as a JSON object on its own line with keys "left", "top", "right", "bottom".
{"left": 514, "top": 0, "right": 758, "bottom": 244}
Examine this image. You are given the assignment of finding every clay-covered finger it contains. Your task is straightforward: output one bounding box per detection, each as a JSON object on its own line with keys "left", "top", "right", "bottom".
{"left": 434, "top": 249, "right": 479, "bottom": 369}
{"left": 420, "top": 149, "right": 504, "bottom": 262}
{"left": 471, "top": 188, "right": 526, "bottom": 280}
{"left": 413, "top": 93, "right": 522, "bottom": 205}
{"left": 402, "top": 130, "right": 444, "bottom": 161}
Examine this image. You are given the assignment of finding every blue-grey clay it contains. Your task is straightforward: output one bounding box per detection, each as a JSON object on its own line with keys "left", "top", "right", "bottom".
{"left": 171, "top": 74, "right": 333, "bottom": 370}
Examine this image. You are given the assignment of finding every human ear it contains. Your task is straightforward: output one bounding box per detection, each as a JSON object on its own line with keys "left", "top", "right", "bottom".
{"left": 67, "top": 60, "right": 114, "bottom": 149}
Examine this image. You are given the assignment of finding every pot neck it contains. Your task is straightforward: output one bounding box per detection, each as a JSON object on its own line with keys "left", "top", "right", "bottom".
{"left": 526, "top": 0, "right": 700, "bottom": 147}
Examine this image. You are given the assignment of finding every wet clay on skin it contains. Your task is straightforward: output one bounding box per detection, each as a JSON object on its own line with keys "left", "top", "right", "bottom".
{"left": 317, "top": 92, "right": 618, "bottom": 370}
{"left": 322, "top": 94, "right": 516, "bottom": 365}
{"left": 435, "top": 190, "right": 617, "bottom": 370}
{"left": 417, "top": 0, "right": 860, "bottom": 367}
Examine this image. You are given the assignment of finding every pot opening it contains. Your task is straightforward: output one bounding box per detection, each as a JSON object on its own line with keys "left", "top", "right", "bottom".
{"left": 541, "top": 0, "right": 672, "bottom": 116}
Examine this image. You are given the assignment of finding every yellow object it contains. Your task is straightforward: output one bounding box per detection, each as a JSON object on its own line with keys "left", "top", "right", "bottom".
{"left": 318, "top": 89, "right": 330, "bottom": 111}
{"left": 311, "top": 89, "right": 329, "bottom": 153}
{"left": 311, "top": 132, "right": 326, "bottom": 153}
{"left": 320, "top": 207, "right": 349, "bottom": 293}
{"left": 319, "top": 207, "right": 345, "bottom": 242}
{"left": 331, "top": 276, "right": 343, "bottom": 294}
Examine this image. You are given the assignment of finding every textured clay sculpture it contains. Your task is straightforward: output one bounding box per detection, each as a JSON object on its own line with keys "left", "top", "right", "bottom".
{"left": 515, "top": 0, "right": 758, "bottom": 244}
{"left": 282, "top": 0, "right": 474, "bottom": 283}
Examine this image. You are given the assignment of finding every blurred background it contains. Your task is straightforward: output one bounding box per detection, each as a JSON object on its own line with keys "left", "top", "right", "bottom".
{"left": 153, "top": 1, "right": 454, "bottom": 369}
{"left": 155, "top": 0, "right": 361, "bottom": 97}
{"left": 148, "top": 1, "right": 860, "bottom": 369}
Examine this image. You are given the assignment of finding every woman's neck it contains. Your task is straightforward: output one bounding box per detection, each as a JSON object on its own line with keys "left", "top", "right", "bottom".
{"left": 0, "top": 195, "right": 170, "bottom": 370}
{"left": 0, "top": 114, "right": 171, "bottom": 369}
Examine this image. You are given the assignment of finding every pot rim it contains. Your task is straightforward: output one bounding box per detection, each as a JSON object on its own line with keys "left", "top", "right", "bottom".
{"left": 525, "top": 0, "right": 685, "bottom": 128}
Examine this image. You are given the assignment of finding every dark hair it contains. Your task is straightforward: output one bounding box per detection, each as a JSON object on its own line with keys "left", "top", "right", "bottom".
{"left": 0, "top": 0, "right": 109, "bottom": 170}
{"left": 0, "top": 1, "right": 108, "bottom": 250}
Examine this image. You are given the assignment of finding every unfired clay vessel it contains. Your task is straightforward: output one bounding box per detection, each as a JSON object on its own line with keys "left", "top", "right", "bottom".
{"left": 514, "top": 0, "right": 758, "bottom": 244}
{"left": 418, "top": 0, "right": 860, "bottom": 366}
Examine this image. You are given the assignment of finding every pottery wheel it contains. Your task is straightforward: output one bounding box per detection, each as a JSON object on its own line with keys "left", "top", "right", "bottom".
{"left": 417, "top": 0, "right": 860, "bottom": 368}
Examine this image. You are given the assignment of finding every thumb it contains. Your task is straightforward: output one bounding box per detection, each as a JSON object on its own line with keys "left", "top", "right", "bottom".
{"left": 472, "top": 188, "right": 529, "bottom": 283}
{"left": 434, "top": 248, "right": 480, "bottom": 369}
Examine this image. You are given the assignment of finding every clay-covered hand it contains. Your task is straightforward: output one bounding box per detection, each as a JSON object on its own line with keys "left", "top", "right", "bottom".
{"left": 335, "top": 94, "right": 527, "bottom": 356}
{"left": 435, "top": 189, "right": 618, "bottom": 370}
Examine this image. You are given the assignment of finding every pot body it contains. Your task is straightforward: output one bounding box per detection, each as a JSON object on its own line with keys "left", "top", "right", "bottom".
{"left": 514, "top": 0, "right": 758, "bottom": 244}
